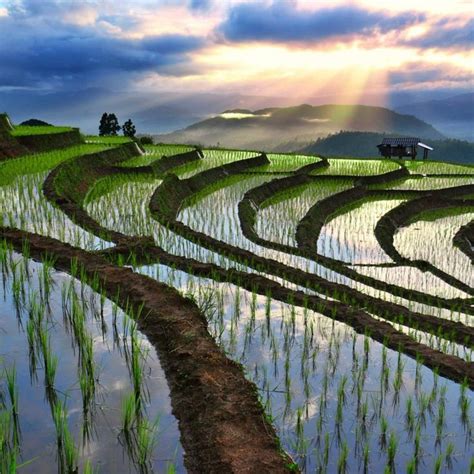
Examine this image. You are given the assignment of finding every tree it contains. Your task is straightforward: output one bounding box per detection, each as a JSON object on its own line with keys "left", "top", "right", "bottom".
{"left": 122, "top": 119, "right": 136, "bottom": 138}
{"left": 108, "top": 113, "right": 121, "bottom": 136}
{"left": 98, "top": 113, "right": 121, "bottom": 136}
{"left": 98, "top": 113, "right": 109, "bottom": 136}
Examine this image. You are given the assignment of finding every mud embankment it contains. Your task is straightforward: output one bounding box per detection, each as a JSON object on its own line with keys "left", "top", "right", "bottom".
{"left": 0, "top": 114, "right": 29, "bottom": 160}
{"left": 296, "top": 183, "right": 474, "bottom": 296}
{"left": 0, "top": 227, "right": 295, "bottom": 473}
{"left": 16, "top": 129, "right": 83, "bottom": 152}
{"left": 42, "top": 147, "right": 474, "bottom": 390}
{"left": 454, "top": 220, "right": 474, "bottom": 264}
{"left": 238, "top": 174, "right": 474, "bottom": 310}
{"left": 374, "top": 185, "right": 474, "bottom": 287}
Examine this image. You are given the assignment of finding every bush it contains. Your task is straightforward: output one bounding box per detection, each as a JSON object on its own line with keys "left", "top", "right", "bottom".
{"left": 139, "top": 136, "right": 154, "bottom": 145}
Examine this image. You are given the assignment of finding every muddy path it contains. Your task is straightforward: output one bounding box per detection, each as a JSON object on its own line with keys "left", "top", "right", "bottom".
{"left": 0, "top": 226, "right": 295, "bottom": 473}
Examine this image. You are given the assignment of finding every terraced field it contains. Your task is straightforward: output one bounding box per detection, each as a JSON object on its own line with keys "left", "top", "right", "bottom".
{"left": 0, "top": 114, "right": 473, "bottom": 473}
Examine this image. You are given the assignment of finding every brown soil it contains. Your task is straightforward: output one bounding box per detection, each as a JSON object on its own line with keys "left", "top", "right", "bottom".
{"left": 454, "top": 220, "right": 474, "bottom": 263}
{"left": 374, "top": 187, "right": 474, "bottom": 284}
{"left": 39, "top": 142, "right": 474, "bottom": 433}
{"left": 239, "top": 176, "right": 474, "bottom": 314}
{"left": 0, "top": 226, "right": 295, "bottom": 473}
{"left": 297, "top": 184, "right": 474, "bottom": 296}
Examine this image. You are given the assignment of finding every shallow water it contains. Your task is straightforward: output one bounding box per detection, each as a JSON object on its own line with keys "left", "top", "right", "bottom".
{"left": 0, "top": 253, "right": 184, "bottom": 473}
{"left": 137, "top": 262, "right": 474, "bottom": 473}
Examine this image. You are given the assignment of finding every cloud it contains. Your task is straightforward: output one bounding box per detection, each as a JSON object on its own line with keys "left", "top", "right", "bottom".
{"left": 403, "top": 18, "right": 474, "bottom": 50}
{"left": 0, "top": 5, "right": 206, "bottom": 90}
{"left": 388, "top": 62, "right": 473, "bottom": 90}
{"left": 218, "top": 2, "right": 425, "bottom": 43}
{"left": 189, "top": 0, "right": 211, "bottom": 12}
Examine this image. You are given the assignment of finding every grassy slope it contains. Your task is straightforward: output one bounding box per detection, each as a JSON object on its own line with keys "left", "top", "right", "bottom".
{"left": 11, "top": 125, "right": 73, "bottom": 136}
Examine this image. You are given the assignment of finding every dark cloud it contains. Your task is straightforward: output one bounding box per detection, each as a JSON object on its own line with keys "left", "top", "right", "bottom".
{"left": 189, "top": 0, "right": 211, "bottom": 12}
{"left": 219, "top": 2, "right": 425, "bottom": 43}
{"left": 0, "top": 11, "right": 205, "bottom": 89}
{"left": 389, "top": 63, "right": 472, "bottom": 88}
{"left": 403, "top": 18, "right": 474, "bottom": 50}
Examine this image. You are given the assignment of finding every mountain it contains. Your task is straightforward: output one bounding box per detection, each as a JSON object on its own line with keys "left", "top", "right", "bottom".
{"left": 154, "top": 104, "right": 444, "bottom": 151}
{"left": 0, "top": 88, "right": 293, "bottom": 135}
{"left": 300, "top": 131, "right": 474, "bottom": 165}
{"left": 395, "top": 93, "right": 474, "bottom": 141}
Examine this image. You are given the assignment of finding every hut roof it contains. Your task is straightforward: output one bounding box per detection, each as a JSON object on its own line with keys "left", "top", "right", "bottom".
{"left": 380, "top": 137, "right": 420, "bottom": 146}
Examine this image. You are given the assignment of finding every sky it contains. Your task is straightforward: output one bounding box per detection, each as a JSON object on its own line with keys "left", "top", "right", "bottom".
{"left": 0, "top": 0, "right": 472, "bottom": 131}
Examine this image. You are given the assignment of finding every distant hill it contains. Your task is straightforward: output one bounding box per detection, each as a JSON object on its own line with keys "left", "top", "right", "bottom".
{"left": 395, "top": 93, "right": 474, "bottom": 141}
{"left": 300, "top": 131, "right": 474, "bottom": 165}
{"left": 20, "top": 118, "right": 52, "bottom": 126}
{"left": 155, "top": 104, "right": 444, "bottom": 151}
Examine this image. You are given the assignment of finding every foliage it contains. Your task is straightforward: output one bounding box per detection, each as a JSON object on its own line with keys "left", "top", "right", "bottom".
{"left": 139, "top": 136, "right": 154, "bottom": 145}
{"left": 122, "top": 119, "right": 136, "bottom": 138}
{"left": 99, "top": 112, "right": 121, "bottom": 136}
{"left": 302, "top": 131, "right": 474, "bottom": 165}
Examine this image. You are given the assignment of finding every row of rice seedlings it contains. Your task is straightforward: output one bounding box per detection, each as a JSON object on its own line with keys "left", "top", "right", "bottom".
{"left": 309, "top": 158, "right": 399, "bottom": 176}
{"left": 10, "top": 125, "right": 73, "bottom": 136}
{"left": 373, "top": 314, "right": 473, "bottom": 362}
{"left": 371, "top": 175, "right": 474, "bottom": 191}
{"left": 250, "top": 153, "right": 321, "bottom": 172}
{"left": 0, "top": 145, "right": 112, "bottom": 251}
{"left": 82, "top": 168, "right": 467, "bottom": 332}
{"left": 0, "top": 363, "right": 22, "bottom": 472}
{"left": 143, "top": 264, "right": 473, "bottom": 472}
{"left": 52, "top": 397, "right": 79, "bottom": 473}
{"left": 316, "top": 197, "right": 407, "bottom": 265}
{"left": 120, "top": 392, "right": 160, "bottom": 473}
{"left": 394, "top": 210, "right": 474, "bottom": 287}
{"left": 256, "top": 179, "right": 353, "bottom": 247}
{"left": 118, "top": 143, "right": 195, "bottom": 167}
{"left": 404, "top": 160, "right": 474, "bottom": 176}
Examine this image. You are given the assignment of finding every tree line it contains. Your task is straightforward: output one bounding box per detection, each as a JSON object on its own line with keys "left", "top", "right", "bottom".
{"left": 302, "top": 131, "right": 474, "bottom": 165}
{"left": 99, "top": 113, "right": 136, "bottom": 138}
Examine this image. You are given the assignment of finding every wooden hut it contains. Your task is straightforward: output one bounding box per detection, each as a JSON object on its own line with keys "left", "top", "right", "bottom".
{"left": 377, "top": 137, "right": 433, "bottom": 160}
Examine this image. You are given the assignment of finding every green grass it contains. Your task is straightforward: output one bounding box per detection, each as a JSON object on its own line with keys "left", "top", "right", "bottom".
{"left": 85, "top": 135, "right": 133, "bottom": 144}
{"left": 11, "top": 126, "right": 73, "bottom": 136}
{"left": 0, "top": 144, "right": 111, "bottom": 186}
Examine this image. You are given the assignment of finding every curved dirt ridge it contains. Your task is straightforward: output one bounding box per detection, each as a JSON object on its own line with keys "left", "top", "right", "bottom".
{"left": 16, "top": 129, "right": 83, "bottom": 152}
{"left": 46, "top": 162, "right": 473, "bottom": 390}
{"left": 0, "top": 226, "right": 294, "bottom": 473}
{"left": 374, "top": 186, "right": 474, "bottom": 291}
{"left": 0, "top": 113, "right": 30, "bottom": 160}
{"left": 238, "top": 173, "right": 474, "bottom": 313}
{"left": 149, "top": 160, "right": 474, "bottom": 345}
{"left": 454, "top": 220, "right": 474, "bottom": 264}
{"left": 296, "top": 183, "right": 474, "bottom": 296}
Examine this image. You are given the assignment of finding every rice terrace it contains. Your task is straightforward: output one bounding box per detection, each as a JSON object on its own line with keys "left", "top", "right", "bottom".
{"left": 0, "top": 110, "right": 471, "bottom": 473}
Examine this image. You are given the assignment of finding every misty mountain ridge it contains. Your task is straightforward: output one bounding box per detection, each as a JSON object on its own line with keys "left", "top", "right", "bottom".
{"left": 395, "top": 93, "right": 474, "bottom": 141}
{"left": 154, "top": 104, "right": 444, "bottom": 151}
